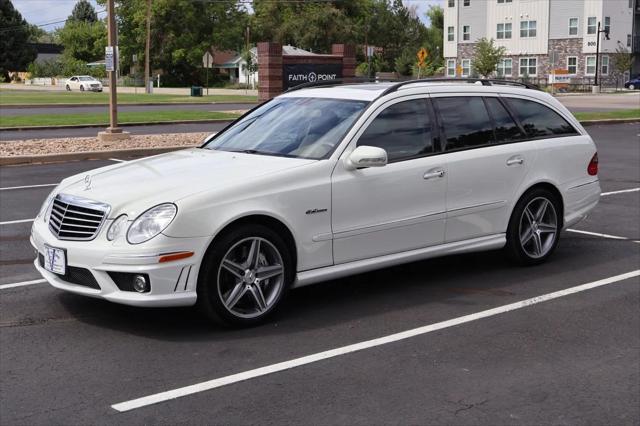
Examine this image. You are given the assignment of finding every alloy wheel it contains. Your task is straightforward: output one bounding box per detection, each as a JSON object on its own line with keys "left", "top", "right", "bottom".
{"left": 519, "top": 197, "right": 558, "bottom": 259}
{"left": 216, "top": 237, "right": 285, "bottom": 319}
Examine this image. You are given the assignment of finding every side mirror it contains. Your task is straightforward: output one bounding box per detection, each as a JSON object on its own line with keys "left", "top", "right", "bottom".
{"left": 345, "top": 146, "right": 388, "bottom": 170}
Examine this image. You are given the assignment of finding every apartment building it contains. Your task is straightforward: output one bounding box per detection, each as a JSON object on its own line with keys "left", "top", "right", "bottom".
{"left": 444, "top": 0, "right": 638, "bottom": 82}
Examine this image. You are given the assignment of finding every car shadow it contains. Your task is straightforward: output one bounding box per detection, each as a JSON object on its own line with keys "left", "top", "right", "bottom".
{"left": 58, "top": 235, "right": 637, "bottom": 341}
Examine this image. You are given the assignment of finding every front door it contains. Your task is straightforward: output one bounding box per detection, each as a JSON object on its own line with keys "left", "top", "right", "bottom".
{"left": 331, "top": 97, "right": 447, "bottom": 264}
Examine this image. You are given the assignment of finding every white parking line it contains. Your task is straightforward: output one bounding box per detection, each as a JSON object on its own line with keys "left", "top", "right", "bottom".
{"left": 0, "top": 279, "right": 46, "bottom": 290}
{"left": 601, "top": 187, "right": 640, "bottom": 196}
{"left": 566, "top": 228, "right": 636, "bottom": 241}
{"left": 0, "top": 218, "right": 34, "bottom": 225}
{"left": 111, "top": 269, "right": 640, "bottom": 413}
{"left": 0, "top": 183, "right": 58, "bottom": 191}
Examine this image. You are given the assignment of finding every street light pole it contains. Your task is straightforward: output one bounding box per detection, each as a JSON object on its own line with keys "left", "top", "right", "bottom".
{"left": 595, "top": 21, "right": 601, "bottom": 87}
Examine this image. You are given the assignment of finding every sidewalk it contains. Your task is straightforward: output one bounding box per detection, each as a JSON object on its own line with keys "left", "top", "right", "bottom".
{"left": 0, "top": 83, "right": 258, "bottom": 97}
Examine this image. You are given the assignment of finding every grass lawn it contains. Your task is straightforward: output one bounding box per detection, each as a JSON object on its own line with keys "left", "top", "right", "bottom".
{"left": 0, "top": 89, "right": 257, "bottom": 105}
{"left": 0, "top": 110, "right": 240, "bottom": 128}
{"left": 573, "top": 109, "right": 640, "bottom": 121}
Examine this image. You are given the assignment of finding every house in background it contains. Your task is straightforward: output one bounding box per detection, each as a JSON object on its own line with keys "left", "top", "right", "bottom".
{"left": 202, "top": 45, "right": 319, "bottom": 88}
{"left": 28, "top": 43, "right": 63, "bottom": 64}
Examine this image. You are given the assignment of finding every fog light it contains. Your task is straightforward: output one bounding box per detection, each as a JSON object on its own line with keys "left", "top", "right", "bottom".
{"left": 133, "top": 275, "right": 147, "bottom": 293}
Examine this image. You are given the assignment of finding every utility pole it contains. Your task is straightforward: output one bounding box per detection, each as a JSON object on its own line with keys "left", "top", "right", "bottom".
{"left": 99, "top": 0, "right": 128, "bottom": 141}
{"left": 144, "top": 0, "right": 152, "bottom": 94}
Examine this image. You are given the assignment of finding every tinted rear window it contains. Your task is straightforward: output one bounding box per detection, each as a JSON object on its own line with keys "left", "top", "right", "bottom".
{"left": 504, "top": 98, "right": 577, "bottom": 137}
{"left": 484, "top": 97, "right": 525, "bottom": 143}
{"left": 435, "top": 97, "right": 494, "bottom": 151}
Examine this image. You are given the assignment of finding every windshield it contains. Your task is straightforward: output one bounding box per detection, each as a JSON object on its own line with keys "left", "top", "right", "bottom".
{"left": 203, "top": 97, "right": 368, "bottom": 159}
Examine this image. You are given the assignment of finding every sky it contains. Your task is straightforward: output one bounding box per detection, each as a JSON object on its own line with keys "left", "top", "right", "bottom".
{"left": 12, "top": 0, "right": 443, "bottom": 31}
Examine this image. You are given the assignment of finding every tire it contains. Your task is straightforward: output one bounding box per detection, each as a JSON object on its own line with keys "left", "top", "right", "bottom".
{"left": 66, "top": 85, "right": 71, "bottom": 91}
{"left": 80, "top": 85, "right": 84, "bottom": 92}
{"left": 197, "top": 224, "right": 294, "bottom": 327}
{"left": 629, "top": 84, "right": 636, "bottom": 90}
{"left": 504, "top": 188, "right": 561, "bottom": 266}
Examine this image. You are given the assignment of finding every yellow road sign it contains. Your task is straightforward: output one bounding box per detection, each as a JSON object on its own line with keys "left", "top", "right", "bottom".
{"left": 417, "top": 48, "right": 428, "bottom": 65}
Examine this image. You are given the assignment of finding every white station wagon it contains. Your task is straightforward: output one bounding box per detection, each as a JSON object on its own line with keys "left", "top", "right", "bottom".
{"left": 31, "top": 79, "right": 601, "bottom": 326}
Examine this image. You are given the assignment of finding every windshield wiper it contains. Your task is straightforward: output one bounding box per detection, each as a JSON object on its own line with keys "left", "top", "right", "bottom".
{"left": 226, "top": 149, "right": 271, "bottom": 155}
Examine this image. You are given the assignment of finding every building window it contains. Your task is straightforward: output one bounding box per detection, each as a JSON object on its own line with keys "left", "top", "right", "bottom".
{"left": 567, "top": 56, "right": 578, "bottom": 74}
{"left": 463, "top": 25, "right": 470, "bottom": 41}
{"left": 519, "top": 57, "right": 537, "bottom": 76}
{"left": 586, "top": 56, "right": 596, "bottom": 75}
{"left": 448, "top": 26, "right": 455, "bottom": 42}
{"left": 628, "top": 34, "right": 632, "bottom": 47}
{"left": 601, "top": 55, "right": 609, "bottom": 75}
{"left": 520, "top": 20, "right": 537, "bottom": 38}
{"left": 497, "top": 0, "right": 513, "bottom": 3}
{"left": 497, "top": 58, "right": 513, "bottom": 77}
{"left": 587, "top": 17, "right": 597, "bottom": 35}
{"left": 464, "top": 0, "right": 470, "bottom": 5}
{"left": 461, "top": 59, "right": 471, "bottom": 76}
{"left": 447, "top": 59, "right": 456, "bottom": 77}
{"left": 568, "top": 18, "right": 578, "bottom": 36}
{"left": 448, "top": 0, "right": 455, "bottom": 7}
{"left": 604, "top": 17, "right": 610, "bottom": 34}
{"left": 497, "top": 23, "right": 512, "bottom": 39}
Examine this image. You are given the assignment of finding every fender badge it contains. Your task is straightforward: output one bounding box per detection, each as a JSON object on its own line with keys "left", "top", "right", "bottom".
{"left": 306, "top": 208, "right": 328, "bottom": 215}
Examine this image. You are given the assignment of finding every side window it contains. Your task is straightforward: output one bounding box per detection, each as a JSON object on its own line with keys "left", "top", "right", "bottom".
{"left": 484, "top": 97, "right": 525, "bottom": 143}
{"left": 434, "top": 96, "right": 494, "bottom": 151}
{"left": 357, "top": 99, "right": 433, "bottom": 162}
{"left": 504, "top": 98, "right": 578, "bottom": 137}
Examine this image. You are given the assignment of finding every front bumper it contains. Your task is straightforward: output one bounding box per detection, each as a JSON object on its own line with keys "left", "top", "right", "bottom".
{"left": 31, "top": 217, "right": 211, "bottom": 307}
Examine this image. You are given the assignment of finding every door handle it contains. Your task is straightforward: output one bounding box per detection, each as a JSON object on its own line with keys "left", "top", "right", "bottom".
{"left": 423, "top": 169, "right": 445, "bottom": 180}
{"left": 506, "top": 156, "right": 524, "bottom": 166}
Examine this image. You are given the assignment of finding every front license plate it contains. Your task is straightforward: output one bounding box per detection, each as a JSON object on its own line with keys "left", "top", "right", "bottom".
{"left": 44, "top": 245, "right": 66, "bottom": 275}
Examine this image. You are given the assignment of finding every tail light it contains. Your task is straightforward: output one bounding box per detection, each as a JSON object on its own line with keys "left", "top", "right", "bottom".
{"left": 587, "top": 153, "right": 598, "bottom": 176}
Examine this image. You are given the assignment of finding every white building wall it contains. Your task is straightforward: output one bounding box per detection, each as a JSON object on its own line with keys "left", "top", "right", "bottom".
{"left": 444, "top": 0, "right": 458, "bottom": 58}
{"left": 600, "top": 0, "right": 634, "bottom": 54}
{"left": 487, "top": 0, "right": 550, "bottom": 56}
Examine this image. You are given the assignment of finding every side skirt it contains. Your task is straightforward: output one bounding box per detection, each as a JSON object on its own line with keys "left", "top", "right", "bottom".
{"left": 293, "top": 234, "right": 506, "bottom": 288}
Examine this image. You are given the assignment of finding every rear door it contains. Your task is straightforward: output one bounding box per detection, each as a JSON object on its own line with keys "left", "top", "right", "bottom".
{"left": 432, "top": 94, "right": 537, "bottom": 242}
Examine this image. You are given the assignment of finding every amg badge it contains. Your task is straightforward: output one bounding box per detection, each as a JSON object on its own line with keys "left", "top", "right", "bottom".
{"left": 305, "top": 208, "right": 328, "bottom": 215}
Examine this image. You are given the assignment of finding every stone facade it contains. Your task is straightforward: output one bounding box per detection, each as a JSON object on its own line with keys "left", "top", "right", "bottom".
{"left": 452, "top": 37, "right": 617, "bottom": 84}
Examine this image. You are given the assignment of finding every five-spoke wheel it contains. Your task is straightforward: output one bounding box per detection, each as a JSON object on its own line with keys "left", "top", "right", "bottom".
{"left": 506, "top": 188, "right": 561, "bottom": 265}
{"left": 197, "top": 224, "right": 293, "bottom": 326}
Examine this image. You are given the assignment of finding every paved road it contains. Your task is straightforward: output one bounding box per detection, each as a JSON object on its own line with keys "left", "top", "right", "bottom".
{"left": 0, "top": 121, "right": 232, "bottom": 140}
{"left": 557, "top": 92, "right": 640, "bottom": 112}
{"left": 0, "top": 123, "right": 638, "bottom": 424}
{"left": 0, "top": 103, "right": 256, "bottom": 117}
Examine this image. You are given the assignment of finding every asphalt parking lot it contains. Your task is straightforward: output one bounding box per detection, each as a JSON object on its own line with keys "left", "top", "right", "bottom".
{"left": 0, "top": 123, "right": 638, "bottom": 425}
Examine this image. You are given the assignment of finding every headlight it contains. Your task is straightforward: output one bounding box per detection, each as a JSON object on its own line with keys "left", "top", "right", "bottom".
{"left": 106, "top": 214, "right": 128, "bottom": 241}
{"left": 38, "top": 186, "right": 58, "bottom": 222}
{"left": 127, "top": 203, "right": 177, "bottom": 244}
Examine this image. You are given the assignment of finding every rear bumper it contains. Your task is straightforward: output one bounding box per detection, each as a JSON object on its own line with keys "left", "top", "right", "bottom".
{"left": 30, "top": 218, "right": 210, "bottom": 307}
{"left": 563, "top": 179, "right": 601, "bottom": 229}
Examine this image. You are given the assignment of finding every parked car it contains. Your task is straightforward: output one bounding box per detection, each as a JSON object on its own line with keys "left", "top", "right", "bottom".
{"left": 31, "top": 79, "right": 601, "bottom": 326}
{"left": 65, "top": 75, "right": 103, "bottom": 92}
{"left": 623, "top": 77, "right": 640, "bottom": 90}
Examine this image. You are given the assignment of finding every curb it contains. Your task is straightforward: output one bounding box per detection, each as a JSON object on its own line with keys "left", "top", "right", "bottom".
{"left": 579, "top": 118, "right": 640, "bottom": 126}
{"left": 0, "top": 146, "right": 189, "bottom": 166}
{"left": 0, "top": 118, "right": 235, "bottom": 132}
{"left": 1, "top": 101, "right": 258, "bottom": 109}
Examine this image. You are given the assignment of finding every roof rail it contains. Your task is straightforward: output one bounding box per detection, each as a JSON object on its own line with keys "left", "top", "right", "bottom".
{"left": 284, "top": 77, "right": 377, "bottom": 93}
{"left": 379, "top": 78, "right": 541, "bottom": 96}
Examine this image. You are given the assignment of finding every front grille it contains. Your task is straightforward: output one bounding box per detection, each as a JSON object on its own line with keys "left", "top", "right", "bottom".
{"left": 38, "top": 253, "right": 100, "bottom": 289}
{"left": 48, "top": 194, "right": 110, "bottom": 241}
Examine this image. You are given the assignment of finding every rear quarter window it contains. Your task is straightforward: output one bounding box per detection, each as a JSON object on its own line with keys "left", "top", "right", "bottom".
{"left": 504, "top": 98, "right": 578, "bottom": 138}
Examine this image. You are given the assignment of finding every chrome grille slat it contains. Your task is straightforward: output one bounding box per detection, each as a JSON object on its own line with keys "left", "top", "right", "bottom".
{"left": 47, "top": 194, "right": 110, "bottom": 241}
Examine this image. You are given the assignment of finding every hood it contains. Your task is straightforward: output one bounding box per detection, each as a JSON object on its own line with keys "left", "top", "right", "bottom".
{"left": 58, "top": 148, "right": 315, "bottom": 217}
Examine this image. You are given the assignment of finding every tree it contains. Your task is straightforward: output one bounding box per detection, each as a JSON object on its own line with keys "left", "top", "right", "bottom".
{"left": 612, "top": 45, "right": 634, "bottom": 78}
{"left": 0, "top": 0, "right": 37, "bottom": 79}
{"left": 56, "top": 19, "right": 107, "bottom": 63}
{"left": 472, "top": 37, "right": 506, "bottom": 78}
{"left": 70, "top": 0, "right": 98, "bottom": 23}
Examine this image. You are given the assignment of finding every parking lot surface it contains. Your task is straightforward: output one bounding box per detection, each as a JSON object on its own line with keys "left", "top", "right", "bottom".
{"left": 0, "top": 123, "right": 638, "bottom": 425}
